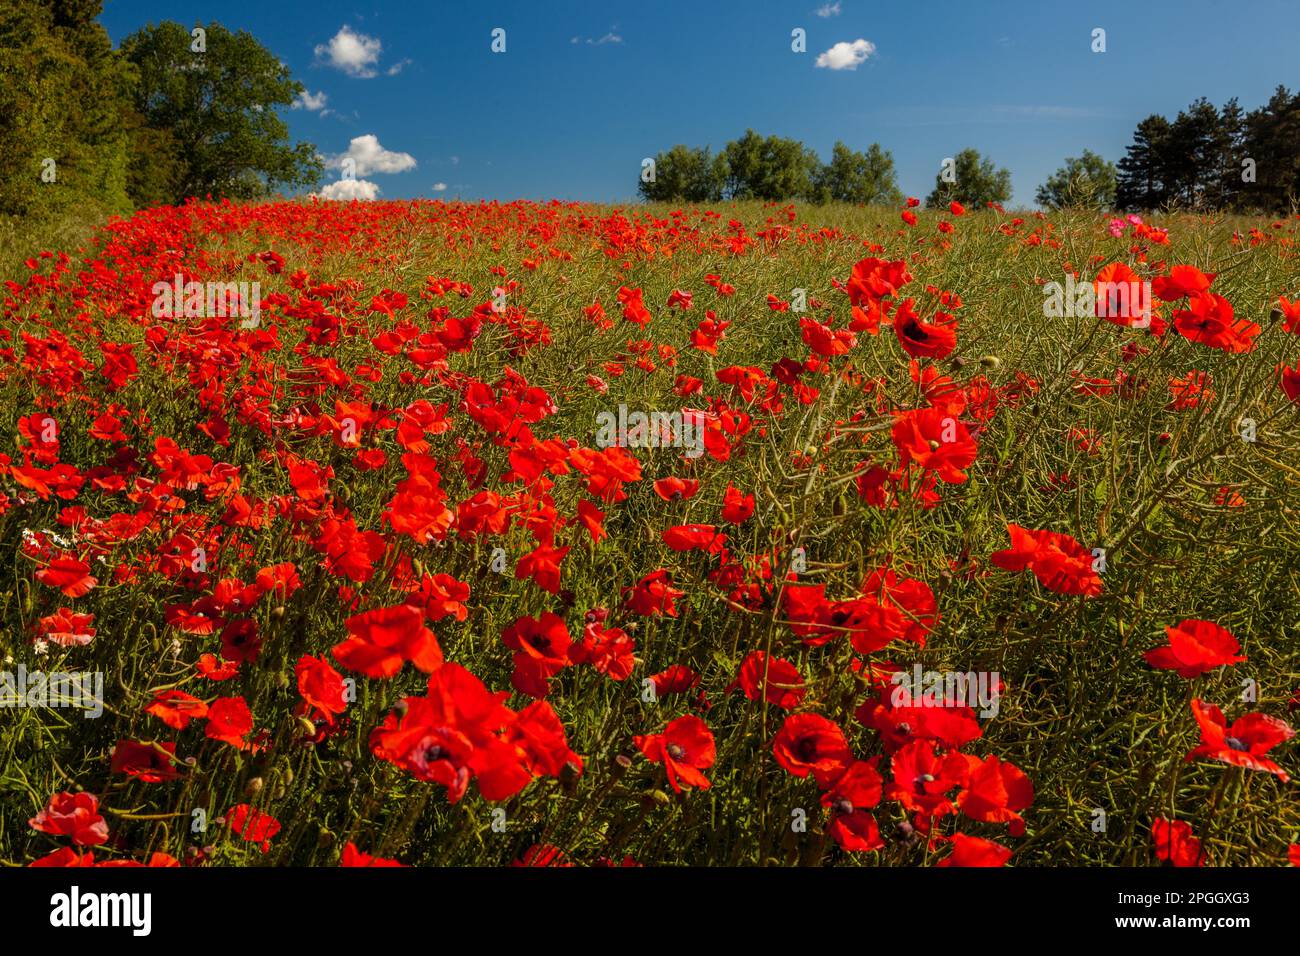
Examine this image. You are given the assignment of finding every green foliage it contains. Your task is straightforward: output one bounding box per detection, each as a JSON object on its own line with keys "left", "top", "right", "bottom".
{"left": 638, "top": 133, "right": 899, "bottom": 206}
{"left": 1036, "top": 150, "right": 1118, "bottom": 210}
{"left": 926, "top": 148, "right": 1012, "bottom": 209}
{"left": 810, "top": 142, "right": 903, "bottom": 205}
{"left": 721, "top": 130, "right": 820, "bottom": 201}
{"left": 0, "top": 0, "right": 132, "bottom": 219}
{"left": 120, "top": 21, "right": 323, "bottom": 203}
{"left": 639, "top": 145, "right": 726, "bottom": 202}
{"left": 1117, "top": 88, "right": 1300, "bottom": 212}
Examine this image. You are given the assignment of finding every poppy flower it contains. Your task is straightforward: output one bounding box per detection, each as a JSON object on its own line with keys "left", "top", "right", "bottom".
{"left": 727, "top": 651, "right": 805, "bottom": 709}
{"left": 502, "top": 611, "right": 574, "bottom": 697}
{"left": 1144, "top": 620, "right": 1246, "bottom": 678}
{"left": 990, "top": 523, "right": 1102, "bottom": 597}
{"left": 893, "top": 299, "right": 957, "bottom": 360}
{"left": 634, "top": 715, "right": 716, "bottom": 793}
{"left": 226, "top": 804, "right": 281, "bottom": 853}
{"left": 205, "top": 696, "right": 254, "bottom": 750}
{"left": 772, "top": 712, "right": 853, "bottom": 786}
{"left": 884, "top": 739, "right": 965, "bottom": 818}
{"left": 621, "top": 569, "right": 685, "bottom": 618}
{"left": 653, "top": 476, "right": 700, "bottom": 501}
{"left": 1152, "top": 818, "right": 1205, "bottom": 867}
{"left": 935, "top": 833, "right": 1012, "bottom": 867}
{"left": 1152, "top": 265, "right": 1215, "bottom": 302}
{"left": 662, "top": 524, "right": 727, "bottom": 553}
{"left": 572, "top": 620, "right": 635, "bottom": 680}
{"left": 820, "top": 760, "right": 885, "bottom": 852}
{"left": 35, "top": 607, "right": 95, "bottom": 647}
{"left": 1172, "top": 293, "right": 1259, "bottom": 353}
{"left": 332, "top": 604, "right": 443, "bottom": 678}
{"left": 341, "top": 843, "right": 404, "bottom": 867}
{"left": 145, "top": 690, "right": 208, "bottom": 730}
{"left": 29, "top": 792, "right": 109, "bottom": 846}
{"left": 34, "top": 556, "right": 97, "bottom": 597}
{"left": 891, "top": 408, "right": 978, "bottom": 484}
{"left": 1185, "top": 699, "right": 1293, "bottom": 781}
{"left": 720, "top": 483, "right": 755, "bottom": 523}
{"left": 953, "top": 754, "right": 1034, "bottom": 836}
{"left": 110, "top": 740, "right": 182, "bottom": 783}
{"left": 296, "top": 655, "right": 348, "bottom": 723}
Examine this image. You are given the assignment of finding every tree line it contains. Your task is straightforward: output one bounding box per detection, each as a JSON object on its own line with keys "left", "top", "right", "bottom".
{"left": 0, "top": 0, "right": 321, "bottom": 220}
{"left": 642, "top": 86, "right": 1300, "bottom": 214}
{"left": 1116, "top": 87, "right": 1300, "bottom": 213}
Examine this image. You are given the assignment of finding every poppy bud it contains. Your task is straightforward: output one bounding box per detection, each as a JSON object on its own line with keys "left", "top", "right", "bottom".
{"left": 270, "top": 605, "right": 286, "bottom": 621}
{"left": 317, "top": 827, "right": 335, "bottom": 849}
{"left": 951, "top": 356, "right": 969, "bottom": 368}
{"left": 295, "top": 715, "right": 317, "bottom": 736}
{"left": 1158, "top": 432, "right": 1171, "bottom": 445}
{"left": 245, "top": 776, "right": 264, "bottom": 797}
{"left": 980, "top": 355, "right": 1000, "bottom": 368}
{"left": 1270, "top": 307, "right": 1284, "bottom": 322}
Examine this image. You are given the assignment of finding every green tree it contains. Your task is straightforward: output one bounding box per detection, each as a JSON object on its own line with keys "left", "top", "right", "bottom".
{"left": 0, "top": 0, "right": 132, "bottom": 218}
{"left": 1243, "top": 85, "right": 1300, "bottom": 213}
{"left": 121, "top": 21, "right": 322, "bottom": 203}
{"left": 811, "top": 141, "right": 902, "bottom": 205}
{"left": 722, "top": 130, "right": 820, "bottom": 201}
{"left": 1116, "top": 115, "right": 1173, "bottom": 210}
{"left": 925, "top": 148, "right": 1011, "bottom": 209}
{"left": 1035, "top": 150, "right": 1117, "bottom": 210}
{"left": 638, "top": 145, "right": 726, "bottom": 202}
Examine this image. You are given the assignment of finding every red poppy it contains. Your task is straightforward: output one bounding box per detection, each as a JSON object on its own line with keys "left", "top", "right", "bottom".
{"left": 1185, "top": 699, "right": 1293, "bottom": 781}
{"left": 1152, "top": 264, "right": 1215, "bottom": 302}
{"left": 621, "top": 569, "right": 685, "bottom": 618}
{"left": 891, "top": 408, "right": 978, "bottom": 484}
{"left": 727, "top": 651, "right": 805, "bottom": 709}
{"left": 145, "top": 689, "right": 209, "bottom": 730}
{"left": 634, "top": 715, "right": 716, "bottom": 793}
{"left": 935, "top": 833, "right": 1012, "bottom": 867}
{"left": 1152, "top": 818, "right": 1205, "bottom": 867}
{"left": 110, "top": 740, "right": 182, "bottom": 783}
{"left": 332, "top": 604, "right": 443, "bottom": 678}
{"left": 296, "top": 655, "right": 348, "bottom": 723}
{"left": 227, "top": 804, "right": 281, "bottom": 853}
{"left": 821, "top": 760, "right": 885, "bottom": 852}
{"left": 772, "top": 712, "right": 853, "bottom": 786}
{"left": 205, "top": 696, "right": 254, "bottom": 750}
{"left": 34, "top": 555, "right": 97, "bottom": 597}
{"left": 990, "top": 523, "right": 1103, "bottom": 597}
{"left": 1144, "top": 620, "right": 1246, "bottom": 678}
{"left": 893, "top": 299, "right": 957, "bottom": 360}
{"left": 29, "top": 792, "right": 109, "bottom": 846}
{"left": 341, "top": 842, "right": 404, "bottom": 867}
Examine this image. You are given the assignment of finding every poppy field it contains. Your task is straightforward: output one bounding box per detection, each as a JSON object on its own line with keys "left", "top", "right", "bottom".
{"left": 2, "top": 198, "right": 1299, "bottom": 868}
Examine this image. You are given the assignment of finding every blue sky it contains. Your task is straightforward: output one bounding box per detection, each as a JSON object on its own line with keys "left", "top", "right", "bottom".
{"left": 100, "top": 0, "right": 1299, "bottom": 206}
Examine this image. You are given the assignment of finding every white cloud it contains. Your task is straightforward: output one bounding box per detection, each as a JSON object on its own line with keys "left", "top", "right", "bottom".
{"left": 814, "top": 38, "right": 876, "bottom": 70}
{"left": 386, "top": 59, "right": 411, "bottom": 76}
{"left": 315, "top": 26, "right": 383, "bottom": 78}
{"left": 431, "top": 182, "right": 448, "bottom": 192}
{"left": 815, "top": 2, "right": 842, "bottom": 17}
{"left": 572, "top": 29, "right": 623, "bottom": 45}
{"left": 292, "top": 89, "right": 329, "bottom": 111}
{"left": 323, "top": 134, "right": 417, "bottom": 176}
{"left": 314, "top": 179, "right": 381, "bottom": 201}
